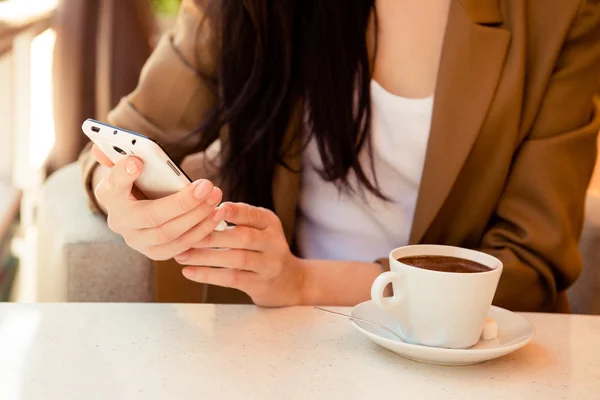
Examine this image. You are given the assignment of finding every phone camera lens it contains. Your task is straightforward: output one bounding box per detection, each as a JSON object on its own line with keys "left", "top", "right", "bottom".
{"left": 132, "top": 139, "right": 136, "bottom": 145}
{"left": 113, "top": 130, "right": 118, "bottom": 135}
{"left": 113, "top": 146, "right": 127, "bottom": 155}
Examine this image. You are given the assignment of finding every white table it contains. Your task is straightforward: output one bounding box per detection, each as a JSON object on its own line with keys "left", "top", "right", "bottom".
{"left": 0, "top": 304, "right": 599, "bottom": 400}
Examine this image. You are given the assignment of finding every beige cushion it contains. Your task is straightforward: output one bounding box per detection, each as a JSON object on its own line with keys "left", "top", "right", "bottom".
{"left": 36, "top": 163, "right": 153, "bottom": 302}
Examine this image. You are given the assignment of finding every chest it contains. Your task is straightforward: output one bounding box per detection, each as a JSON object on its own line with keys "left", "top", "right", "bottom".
{"left": 267, "top": 0, "right": 569, "bottom": 247}
{"left": 297, "top": 82, "right": 435, "bottom": 260}
{"left": 372, "top": 0, "right": 451, "bottom": 98}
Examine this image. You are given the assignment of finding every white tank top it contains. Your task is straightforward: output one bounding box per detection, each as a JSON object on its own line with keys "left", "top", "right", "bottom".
{"left": 297, "top": 80, "right": 434, "bottom": 262}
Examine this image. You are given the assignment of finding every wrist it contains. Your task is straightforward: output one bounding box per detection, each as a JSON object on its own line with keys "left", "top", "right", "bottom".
{"left": 296, "top": 258, "right": 386, "bottom": 306}
{"left": 297, "top": 257, "right": 315, "bottom": 306}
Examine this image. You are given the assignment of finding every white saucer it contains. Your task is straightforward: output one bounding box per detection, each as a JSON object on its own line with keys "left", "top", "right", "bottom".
{"left": 350, "top": 300, "right": 535, "bottom": 366}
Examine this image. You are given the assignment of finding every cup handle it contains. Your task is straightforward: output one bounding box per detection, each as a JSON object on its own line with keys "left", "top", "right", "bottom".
{"left": 371, "top": 271, "right": 403, "bottom": 311}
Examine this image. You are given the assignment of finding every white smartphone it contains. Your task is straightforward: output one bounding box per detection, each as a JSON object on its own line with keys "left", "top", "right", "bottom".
{"left": 82, "top": 118, "right": 226, "bottom": 230}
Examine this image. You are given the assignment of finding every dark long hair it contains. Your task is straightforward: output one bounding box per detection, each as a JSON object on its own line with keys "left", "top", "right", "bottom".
{"left": 198, "top": 0, "right": 379, "bottom": 210}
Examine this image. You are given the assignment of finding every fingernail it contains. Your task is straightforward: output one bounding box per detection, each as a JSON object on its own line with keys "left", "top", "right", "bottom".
{"left": 182, "top": 268, "right": 195, "bottom": 279}
{"left": 125, "top": 159, "right": 138, "bottom": 175}
{"left": 207, "top": 188, "right": 221, "bottom": 206}
{"left": 212, "top": 207, "right": 224, "bottom": 222}
{"left": 193, "top": 180, "right": 211, "bottom": 199}
{"left": 221, "top": 204, "right": 231, "bottom": 219}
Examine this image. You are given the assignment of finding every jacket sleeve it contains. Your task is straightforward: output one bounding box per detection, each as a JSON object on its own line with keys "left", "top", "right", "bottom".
{"left": 79, "top": 0, "right": 219, "bottom": 214}
{"left": 481, "top": 1, "right": 600, "bottom": 311}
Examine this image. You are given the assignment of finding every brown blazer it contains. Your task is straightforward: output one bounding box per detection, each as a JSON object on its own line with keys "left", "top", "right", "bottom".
{"left": 80, "top": 0, "right": 600, "bottom": 311}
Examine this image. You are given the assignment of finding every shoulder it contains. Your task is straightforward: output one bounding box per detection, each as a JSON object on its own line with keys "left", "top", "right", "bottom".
{"left": 501, "top": 0, "right": 600, "bottom": 41}
{"left": 500, "top": 0, "right": 600, "bottom": 88}
{"left": 502, "top": 1, "right": 600, "bottom": 136}
{"left": 172, "top": 0, "right": 220, "bottom": 78}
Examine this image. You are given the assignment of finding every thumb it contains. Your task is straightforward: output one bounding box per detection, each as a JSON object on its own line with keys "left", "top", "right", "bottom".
{"left": 106, "top": 157, "right": 144, "bottom": 198}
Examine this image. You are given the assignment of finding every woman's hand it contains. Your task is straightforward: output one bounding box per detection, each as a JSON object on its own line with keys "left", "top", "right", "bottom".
{"left": 91, "top": 144, "right": 226, "bottom": 261}
{"left": 174, "top": 202, "right": 306, "bottom": 307}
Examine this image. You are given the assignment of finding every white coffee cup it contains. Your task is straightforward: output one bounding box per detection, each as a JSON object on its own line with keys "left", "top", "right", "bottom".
{"left": 371, "top": 245, "right": 502, "bottom": 349}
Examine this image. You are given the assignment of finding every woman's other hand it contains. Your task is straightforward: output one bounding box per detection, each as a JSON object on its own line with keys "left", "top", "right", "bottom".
{"left": 175, "top": 203, "right": 306, "bottom": 307}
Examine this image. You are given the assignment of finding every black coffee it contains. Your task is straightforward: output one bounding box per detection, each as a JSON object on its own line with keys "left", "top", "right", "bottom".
{"left": 397, "top": 255, "right": 491, "bottom": 273}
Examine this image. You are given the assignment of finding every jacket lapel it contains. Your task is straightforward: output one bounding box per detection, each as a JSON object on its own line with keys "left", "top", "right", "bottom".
{"left": 409, "top": 0, "right": 511, "bottom": 244}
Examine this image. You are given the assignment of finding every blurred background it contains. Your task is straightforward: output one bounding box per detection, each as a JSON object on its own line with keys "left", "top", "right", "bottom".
{"left": 0, "top": 0, "right": 180, "bottom": 301}
{"left": 0, "top": 0, "right": 599, "bottom": 309}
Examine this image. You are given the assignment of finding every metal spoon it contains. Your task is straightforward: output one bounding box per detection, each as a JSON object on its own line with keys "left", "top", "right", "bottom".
{"left": 313, "top": 306, "right": 404, "bottom": 341}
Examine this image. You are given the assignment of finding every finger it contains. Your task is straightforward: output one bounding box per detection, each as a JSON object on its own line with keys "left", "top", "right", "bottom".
{"left": 95, "top": 157, "right": 143, "bottom": 208}
{"left": 133, "top": 188, "right": 223, "bottom": 246}
{"left": 140, "top": 198, "right": 226, "bottom": 260}
{"left": 181, "top": 266, "right": 257, "bottom": 291}
{"left": 221, "top": 202, "right": 275, "bottom": 230}
{"left": 91, "top": 144, "right": 115, "bottom": 167}
{"left": 130, "top": 180, "right": 217, "bottom": 229}
{"left": 193, "top": 226, "right": 268, "bottom": 251}
{"left": 174, "top": 248, "right": 264, "bottom": 273}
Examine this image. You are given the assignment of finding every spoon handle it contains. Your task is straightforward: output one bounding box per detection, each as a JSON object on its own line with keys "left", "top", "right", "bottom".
{"left": 313, "top": 307, "right": 404, "bottom": 341}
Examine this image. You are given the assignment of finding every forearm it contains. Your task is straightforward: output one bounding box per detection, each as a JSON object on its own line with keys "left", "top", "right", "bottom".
{"left": 299, "top": 259, "right": 387, "bottom": 306}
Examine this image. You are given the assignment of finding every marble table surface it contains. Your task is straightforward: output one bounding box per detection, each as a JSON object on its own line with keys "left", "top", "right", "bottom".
{"left": 0, "top": 303, "right": 599, "bottom": 399}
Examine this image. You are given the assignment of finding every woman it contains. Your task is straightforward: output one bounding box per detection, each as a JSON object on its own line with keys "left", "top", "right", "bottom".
{"left": 81, "top": 0, "right": 600, "bottom": 311}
